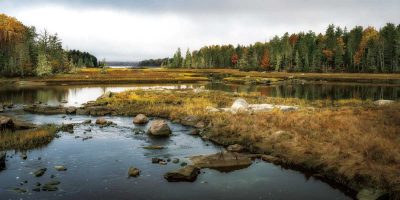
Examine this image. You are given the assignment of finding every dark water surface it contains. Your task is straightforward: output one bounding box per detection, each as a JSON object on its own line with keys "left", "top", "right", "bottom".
{"left": 0, "top": 114, "right": 351, "bottom": 200}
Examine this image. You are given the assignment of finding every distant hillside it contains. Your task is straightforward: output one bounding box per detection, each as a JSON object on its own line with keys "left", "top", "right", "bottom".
{"left": 106, "top": 62, "right": 139, "bottom": 67}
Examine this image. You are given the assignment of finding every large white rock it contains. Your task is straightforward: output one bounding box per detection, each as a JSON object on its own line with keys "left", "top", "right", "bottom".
{"left": 231, "top": 98, "right": 249, "bottom": 112}
{"left": 373, "top": 100, "right": 394, "bottom": 106}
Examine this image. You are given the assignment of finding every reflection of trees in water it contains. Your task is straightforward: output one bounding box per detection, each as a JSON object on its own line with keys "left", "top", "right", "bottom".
{"left": 207, "top": 82, "right": 399, "bottom": 100}
{"left": 0, "top": 87, "right": 69, "bottom": 104}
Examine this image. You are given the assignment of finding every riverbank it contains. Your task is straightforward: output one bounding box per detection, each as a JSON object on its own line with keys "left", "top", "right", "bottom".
{"left": 2, "top": 68, "right": 400, "bottom": 85}
{"left": 89, "top": 89, "right": 400, "bottom": 199}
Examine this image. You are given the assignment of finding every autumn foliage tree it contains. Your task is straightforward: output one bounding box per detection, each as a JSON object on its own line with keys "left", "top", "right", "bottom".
{"left": 260, "top": 49, "right": 270, "bottom": 70}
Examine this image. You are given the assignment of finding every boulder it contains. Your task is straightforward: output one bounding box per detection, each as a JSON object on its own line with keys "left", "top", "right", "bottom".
{"left": 0, "top": 116, "right": 14, "bottom": 130}
{"left": 164, "top": 165, "right": 200, "bottom": 182}
{"left": 128, "top": 167, "right": 140, "bottom": 177}
{"left": 95, "top": 118, "right": 108, "bottom": 125}
{"left": 0, "top": 107, "right": 3, "bottom": 113}
{"left": 133, "top": 114, "right": 149, "bottom": 124}
{"left": 374, "top": 100, "right": 395, "bottom": 106}
{"left": 227, "top": 144, "right": 245, "bottom": 152}
{"left": 13, "top": 119, "right": 37, "bottom": 130}
{"left": 65, "top": 107, "right": 77, "bottom": 114}
{"left": 0, "top": 152, "right": 6, "bottom": 170}
{"left": 82, "top": 119, "right": 92, "bottom": 124}
{"left": 190, "top": 152, "right": 252, "bottom": 172}
{"left": 231, "top": 98, "right": 249, "bottom": 112}
{"left": 147, "top": 120, "right": 171, "bottom": 136}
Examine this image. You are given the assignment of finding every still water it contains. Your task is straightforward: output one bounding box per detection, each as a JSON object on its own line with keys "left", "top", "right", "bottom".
{"left": 0, "top": 82, "right": 398, "bottom": 107}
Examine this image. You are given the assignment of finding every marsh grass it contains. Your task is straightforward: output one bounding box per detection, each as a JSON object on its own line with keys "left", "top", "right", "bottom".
{"left": 0, "top": 125, "right": 58, "bottom": 151}
{"left": 10, "top": 68, "right": 400, "bottom": 85}
{"left": 101, "top": 89, "right": 400, "bottom": 197}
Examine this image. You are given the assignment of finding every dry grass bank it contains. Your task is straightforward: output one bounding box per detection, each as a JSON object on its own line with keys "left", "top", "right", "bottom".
{"left": 0, "top": 125, "right": 58, "bottom": 151}
{"left": 6, "top": 68, "right": 400, "bottom": 85}
{"left": 99, "top": 89, "right": 400, "bottom": 198}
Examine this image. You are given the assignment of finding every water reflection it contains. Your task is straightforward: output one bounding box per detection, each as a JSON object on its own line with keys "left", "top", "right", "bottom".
{"left": 0, "top": 82, "right": 398, "bottom": 107}
{"left": 205, "top": 82, "right": 400, "bottom": 100}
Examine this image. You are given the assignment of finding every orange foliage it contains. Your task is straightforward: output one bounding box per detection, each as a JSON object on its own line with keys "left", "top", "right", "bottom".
{"left": 260, "top": 49, "right": 271, "bottom": 69}
{"left": 0, "top": 14, "right": 26, "bottom": 43}
{"left": 354, "top": 27, "right": 379, "bottom": 65}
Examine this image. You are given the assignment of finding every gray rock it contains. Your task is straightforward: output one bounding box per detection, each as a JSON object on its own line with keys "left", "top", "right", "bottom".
{"left": 82, "top": 119, "right": 92, "bottom": 124}
{"left": 54, "top": 166, "right": 67, "bottom": 171}
{"left": 164, "top": 165, "right": 200, "bottom": 182}
{"left": 128, "top": 167, "right": 140, "bottom": 177}
{"left": 172, "top": 158, "right": 180, "bottom": 164}
{"left": 147, "top": 120, "right": 171, "bottom": 136}
{"left": 133, "top": 114, "right": 149, "bottom": 124}
{"left": 34, "top": 168, "right": 47, "bottom": 177}
{"left": 190, "top": 152, "right": 252, "bottom": 172}
{"left": 227, "top": 144, "right": 245, "bottom": 152}
{"left": 65, "top": 107, "right": 77, "bottom": 114}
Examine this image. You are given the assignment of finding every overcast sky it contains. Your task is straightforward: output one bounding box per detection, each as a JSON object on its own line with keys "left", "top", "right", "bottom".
{"left": 1, "top": 0, "right": 399, "bottom": 61}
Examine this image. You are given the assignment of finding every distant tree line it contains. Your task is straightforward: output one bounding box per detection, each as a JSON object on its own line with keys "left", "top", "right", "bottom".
{"left": 67, "top": 50, "right": 98, "bottom": 68}
{"left": 0, "top": 14, "right": 98, "bottom": 77}
{"left": 138, "top": 58, "right": 169, "bottom": 67}
{"left": 165, "top": 23, "right": 400, "bottom": 73}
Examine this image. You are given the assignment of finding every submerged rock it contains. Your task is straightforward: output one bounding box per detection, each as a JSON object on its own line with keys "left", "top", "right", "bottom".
{"left": 190, "top": 152, "right": 252, "bottom": 172}
{"left": 164, "top": 165, "right": 200, "bottom": 182}
{"left": 96, "top": 118, "right": 110, "bottom": 125}
{"left": 147, "top": 120, "right": 171, "bottom": 136}
{"left": 20, "top": 152, "right": 27, "bottom": 160}
{"left": 172, "top": 158, "right": 180, "bottom": 164}
{"left": 133, "top": 114, "right": 149, "bottom": 124}
{"left": 227, "top": 144, "right": 245, "bottom": 152}
{"left": 0, "top": 152, "right": 6, "bottom": 170}
{"left": 34, "top": 168, "right": 47, "bottom": 177}
{"left": 128, "top": 167, "right": 140, "bottom": 177}
{"left": 54, "top": 166, "right": 67, "bottom": 171}
{"left": 82, "top": 119, "right": 92, "bottom": 124}
{"left": 60, "top": 123, "right": 74, "bottom": 133}
{"left": 132, "top": 128, "right": 145, "bottom": 135}
{"left": 42, "top": 182, "right": 58, "bottom": 191}
{"left": 143, "top": 145, "right": 164, "bottom": 150}
{"left": 12, "top": 188, "right": 27, "bottom": 194}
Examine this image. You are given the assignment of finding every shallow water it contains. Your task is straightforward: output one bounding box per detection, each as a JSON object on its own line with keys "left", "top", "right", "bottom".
{"left": 0, "top": 113, "right": 351, "bottom": 200}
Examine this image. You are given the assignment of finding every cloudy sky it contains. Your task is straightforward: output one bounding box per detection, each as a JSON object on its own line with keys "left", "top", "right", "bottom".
{"left": 1, "top": 0, "right": 399, "bottom": 61}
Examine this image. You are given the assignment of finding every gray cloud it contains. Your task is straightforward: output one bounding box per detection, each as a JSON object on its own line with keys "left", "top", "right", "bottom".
{"left": 1, "top": 0, "right": 399, "bottom": 61}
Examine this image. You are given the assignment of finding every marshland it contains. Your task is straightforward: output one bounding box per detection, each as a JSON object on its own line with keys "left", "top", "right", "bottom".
{"left": 1, "top": 1, "right": 400, "bottom": 200}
